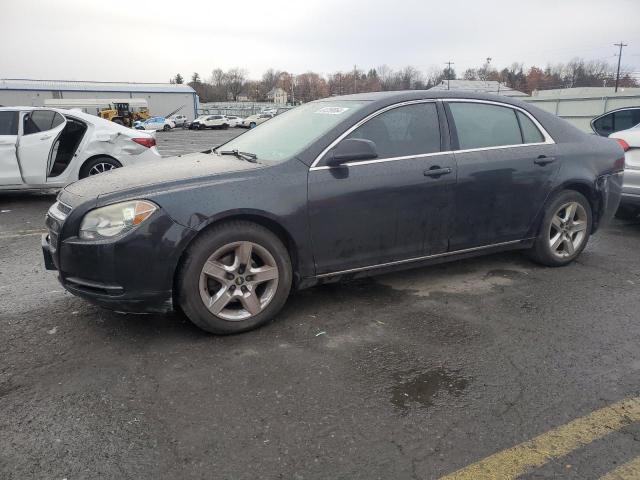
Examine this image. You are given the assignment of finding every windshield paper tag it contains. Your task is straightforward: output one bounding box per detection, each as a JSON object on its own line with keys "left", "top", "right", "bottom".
{"left": 315, "top": 107, "right": 349, "bottom": 115}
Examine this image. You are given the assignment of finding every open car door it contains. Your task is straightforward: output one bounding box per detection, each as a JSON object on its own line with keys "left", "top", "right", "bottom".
{"left": 0, "top": 110, "right": 22, "bottom": 186}
{"left": 17, "top": 110, "right": 66, "bottom": 185}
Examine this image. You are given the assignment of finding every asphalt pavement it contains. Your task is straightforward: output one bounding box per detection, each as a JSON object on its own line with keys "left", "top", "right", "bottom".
{"left": 1, "top": 129, "right": 640, "bottom": 479}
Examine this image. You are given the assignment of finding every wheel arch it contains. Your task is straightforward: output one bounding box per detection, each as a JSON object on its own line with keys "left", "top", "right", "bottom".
{"left": 172, "top": 211, "right": 302, "bottom": 298}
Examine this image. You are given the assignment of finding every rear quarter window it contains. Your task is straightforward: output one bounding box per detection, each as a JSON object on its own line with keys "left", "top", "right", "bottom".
{"left": 517, "top": 111, "right": 545, "bottom": 144}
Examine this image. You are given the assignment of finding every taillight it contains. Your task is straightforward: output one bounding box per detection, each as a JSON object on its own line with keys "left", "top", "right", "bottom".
{"left": 132, "top": 137, "right": 156, "bottom": 148}
{"left": 614, "top": 138, "right": 630, "bottom": 151}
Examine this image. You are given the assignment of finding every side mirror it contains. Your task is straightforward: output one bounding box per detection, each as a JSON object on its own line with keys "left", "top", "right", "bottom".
{"left": 325, "top": 138, "right": 378, "bottom": 167}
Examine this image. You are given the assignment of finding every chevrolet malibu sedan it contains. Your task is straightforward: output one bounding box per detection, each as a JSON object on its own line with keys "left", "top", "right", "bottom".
{"left": 42, "top": 91, "right": 624, "bottom": 334}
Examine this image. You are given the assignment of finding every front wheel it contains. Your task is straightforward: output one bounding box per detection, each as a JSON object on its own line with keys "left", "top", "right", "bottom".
{"left": 249, "top": 122, "right": 256, "bottom": 128}
{"left": 527, "top": 190, "right": 592, "bottom": 267}
{"left": 178, "top": 221, "right": 292, "bottom": 334}
{"left": 163, "top": 124, "right": 171, "bottom": 131}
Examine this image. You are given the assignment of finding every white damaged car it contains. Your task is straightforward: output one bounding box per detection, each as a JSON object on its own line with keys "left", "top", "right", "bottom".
{"left": 0, "top": 106, "right": 161, "bottom": 190}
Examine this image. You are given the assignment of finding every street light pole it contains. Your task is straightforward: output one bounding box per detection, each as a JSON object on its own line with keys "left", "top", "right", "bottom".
{"left": 445, "top": 61, "right": 454, "bottom": 90}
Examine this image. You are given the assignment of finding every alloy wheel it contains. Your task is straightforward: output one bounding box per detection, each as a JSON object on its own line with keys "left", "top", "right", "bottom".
{"left": 548, "top": 201, "right": 588, "bottom": 258}
{"left": 199, "top": 241, "right": 279, "bottom": 321}
{"left": 88, "top": 163, "right": 117, "bottom": 175}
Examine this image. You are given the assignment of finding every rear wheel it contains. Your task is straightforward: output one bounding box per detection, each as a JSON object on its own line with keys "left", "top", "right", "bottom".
{"left": 163, "top": 124, "right": 171, "bottom": 131}
{"left": 79, "top": 156, "right": 122, "bottom": 179}
{"left": 178, "top": 221, "right": 292, "bottom": 334}
{"left": 198, "top": 124, "right": 205, "bottom": 130}
{"left": 527, "top": 190, "right": 592, "bottom": 267}
{"left": 249, "top": 122, "right": 256, "bottom": 128}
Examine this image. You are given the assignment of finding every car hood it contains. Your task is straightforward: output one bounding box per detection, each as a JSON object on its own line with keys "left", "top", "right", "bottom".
{"left": 63, "top": 152, "right": 263, "bottom": 200}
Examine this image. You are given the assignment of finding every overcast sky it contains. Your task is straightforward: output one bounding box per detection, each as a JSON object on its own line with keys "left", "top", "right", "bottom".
{"left": 1, "top": 0, "right": 639, "bottom": 83}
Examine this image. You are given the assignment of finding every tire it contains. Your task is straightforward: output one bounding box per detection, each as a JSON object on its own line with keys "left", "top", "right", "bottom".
{"left": 178, "top": 221, "right": 292, "bottom": 334}
{"left": 615, "top": 205, "right": 639, "bottom": 220}
{"left": 198, "top": 124, "right": 205, "bottom": 130}
{"left": 79, "top": 156, "right": 122, "bottom": 179}
{"left": 527, "top": 190, "right": 592, "bottom": 267}
{"left": 163, "top": 124, "right": 171, "bottom": 131}
{"left": 112, "top": 118, "right": 125, "bottom": 125}
{"left": 223, "top": 123, "right": 229, "bottom": 130}
{"left": 249, "top": 122, "right": 256, "bottom": 128}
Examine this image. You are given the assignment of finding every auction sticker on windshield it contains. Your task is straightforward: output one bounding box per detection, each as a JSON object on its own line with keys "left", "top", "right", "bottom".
{"left": 315, "top": 107, "right": 350, "bottom": 115}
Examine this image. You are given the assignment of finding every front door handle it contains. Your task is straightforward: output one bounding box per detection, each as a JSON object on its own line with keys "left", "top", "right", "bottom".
{"left": 534, "top": 155, "right": 556, "bottom": 166}
{"left": 424, "top": 166, "right": 452, "bottom": 178}
{"left": 40, "top": 134, "right": 52, "bottom": 140}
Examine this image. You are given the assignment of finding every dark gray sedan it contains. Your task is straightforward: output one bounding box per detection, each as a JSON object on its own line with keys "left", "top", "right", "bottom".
{"left": 42, "top": 91, "right": 624, "bottom": 334}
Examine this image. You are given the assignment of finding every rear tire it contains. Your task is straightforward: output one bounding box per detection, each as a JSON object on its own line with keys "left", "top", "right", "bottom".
{"left": 178, "top": 221, "right": 292, "bottom": 334}
{"left": 615, "top": 205, "right": 639, "bottom": 220}
{"left": 163, "top": 124, "right": 171, "bottom": 131}
{"left": 527, "top": 190, "right": 592, "bottom": 267}
{"left": 249, "top": 122, "right": 256, "bottom": 128}
{"left": 79, "top": 156, "right": 122, "bottom": 179}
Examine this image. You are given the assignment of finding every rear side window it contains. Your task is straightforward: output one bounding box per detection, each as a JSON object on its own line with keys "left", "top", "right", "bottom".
{"left": 345, "top": 102, "right": 440, "bottom": 159}
{"left": 0, "top": 111, "right": 18, "bottom": 135}
{"left": 517, "top": 111, "right": 545, "bottom": 144}
{"left": 450, "top": 102, "right": 522, "bottom": 149}
{"left": 23, "top": 110, "right": 64, "bottom": 135}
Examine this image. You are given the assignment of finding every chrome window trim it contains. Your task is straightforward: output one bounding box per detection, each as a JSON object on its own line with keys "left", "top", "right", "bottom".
{"left": 315, "top": 239, "right": 527, "bottom": 278}
{"left": 309, "top": 97, "right": 555, "bottom": 171}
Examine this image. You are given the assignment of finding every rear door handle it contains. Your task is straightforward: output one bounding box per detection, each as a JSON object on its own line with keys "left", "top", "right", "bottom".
{"left": 40, "top": 135, "right": 52, "bottom": 140}
{"left": 424, "top": 166, "right": 452, "bottom": 178}
{"left": 534, "top": 155, "right": 556, "bottom": 166}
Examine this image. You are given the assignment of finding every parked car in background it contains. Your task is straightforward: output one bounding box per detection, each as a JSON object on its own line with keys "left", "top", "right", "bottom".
{"left": 240, "top": 113, "right": 273, "bottom": 128}
{"left": 43, "top": 92, "right": 623, "bottom": 335}
{"left": 591, "top": 107, "right": 640, "bottom": 137}
{"left": 190, "top": 115, "right": 229, "bottom": 130}
{"left": 225, "top": 115, "right": 244, "bottom": 127}
{"left": 139, "top": 116, "right": 175, "bottom": 131}
{"left": 0, "top": 106, "right": 160, "bottom": 190}
{"left": 169, "top": 114, "right": 188, "bottom": 127}
{"left": 610, "top": 124, "right": 640, "bottom": 218}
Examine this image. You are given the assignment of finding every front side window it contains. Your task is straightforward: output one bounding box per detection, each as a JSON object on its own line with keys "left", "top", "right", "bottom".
{"left": 450, "top": 102, "right": 522, "bottom": 150}
{"left": 343, "top": 102, "right": 441, "bottom": 159}
{"left": 0, "top": 111, "right": 19, "bottom": 135}
{"left": 23, "top": 110, "right": 64, "bottom": 135}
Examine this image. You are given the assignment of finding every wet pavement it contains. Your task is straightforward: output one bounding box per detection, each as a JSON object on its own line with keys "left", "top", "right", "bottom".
{"left": 1, "top": 133, "right": 640, "bottom": 478}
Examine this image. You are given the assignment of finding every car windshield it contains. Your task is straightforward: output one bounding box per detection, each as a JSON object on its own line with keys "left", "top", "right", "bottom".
{"left": 218, "top": 100, "right": 369, "bottom": 163}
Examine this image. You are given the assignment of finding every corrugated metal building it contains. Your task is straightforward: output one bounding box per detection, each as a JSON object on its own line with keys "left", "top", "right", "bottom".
{"left": 523, "top": 87, "right": 640, "bottom": 133}
{"left": 428, "top": 80, "right": 528, "bottom": 97}
{"left": 0, "top": 79, "right": 199, "bottom": 120}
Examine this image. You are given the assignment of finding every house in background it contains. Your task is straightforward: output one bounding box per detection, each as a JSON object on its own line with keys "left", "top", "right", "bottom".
{"left": 267, "top": 87, "right": 288, "bottom": 105}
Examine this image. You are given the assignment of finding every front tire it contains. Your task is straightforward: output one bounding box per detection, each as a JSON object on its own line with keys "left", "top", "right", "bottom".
{"left": 527, "top": 190, "right": 592, "bottom": 267}
{"left": 163, "top": 124, "right": 171, "bottom": 131}
{"left": 178, "top": 221, "right": 292, "bottom": 334}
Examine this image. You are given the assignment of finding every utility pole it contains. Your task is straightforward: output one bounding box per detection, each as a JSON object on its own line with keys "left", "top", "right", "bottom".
{"left": 614, "top": 41, "right": 628, "bottom": 93}
{"left": 445, "top": 61, "right": 454, "bottom": 90}
{"left": 353, "top": 65, "right": 358, "bottom": 93}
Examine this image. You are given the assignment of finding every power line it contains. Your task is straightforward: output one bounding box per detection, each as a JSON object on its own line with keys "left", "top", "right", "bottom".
{"left": 614, "top": 41, "right": 628, "bottom": 92}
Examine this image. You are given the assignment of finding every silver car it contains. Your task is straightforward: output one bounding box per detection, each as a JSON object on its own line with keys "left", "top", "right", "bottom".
{"left": 610, "top": 123, "right": 640, "bottom": 218}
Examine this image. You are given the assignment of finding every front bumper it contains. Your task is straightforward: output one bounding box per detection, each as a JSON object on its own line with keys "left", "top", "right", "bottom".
{"left": 43, "top": 204, "right": 196, "bottom": 313}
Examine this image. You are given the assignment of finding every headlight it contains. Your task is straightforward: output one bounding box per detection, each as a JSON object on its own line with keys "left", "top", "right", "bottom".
{"left": 79, "top": 200, "right": 157, "bottom": 240}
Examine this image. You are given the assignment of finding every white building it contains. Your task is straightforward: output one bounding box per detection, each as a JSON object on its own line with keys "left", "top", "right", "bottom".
{"left": 428, "top": 79, "right": 528, "bottom": 97}
{"left": 523, "top": 87, "right": 640, "bottom": 133}
{"left": 0, "top": 79, "right": 199, "bottom": 120}
{"left": 267, "top": 87, "right": 288, "bottom": 105}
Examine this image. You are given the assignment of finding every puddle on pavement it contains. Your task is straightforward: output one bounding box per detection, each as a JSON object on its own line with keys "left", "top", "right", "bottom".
{"left": 390, "top": 367, "right": 468, "bottom": 412}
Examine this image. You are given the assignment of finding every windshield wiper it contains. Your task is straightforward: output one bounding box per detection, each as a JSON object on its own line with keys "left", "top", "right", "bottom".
{"left": 217, "top": 149, "right": 258, "bottom": 163}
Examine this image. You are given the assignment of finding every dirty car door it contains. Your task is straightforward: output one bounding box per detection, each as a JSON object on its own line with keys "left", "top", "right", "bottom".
{"left": 0, "top": 110, "right": 22, "bottom": 186}
{"left": 17, "top": 110, "right": 66, "bottom": 184}
{"left": 308, "top": 101, "right": 455, "bottom": 275}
